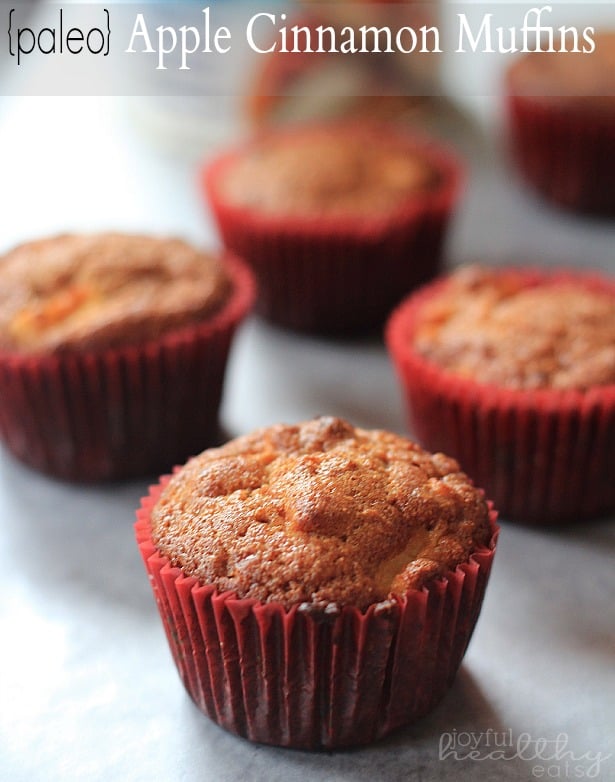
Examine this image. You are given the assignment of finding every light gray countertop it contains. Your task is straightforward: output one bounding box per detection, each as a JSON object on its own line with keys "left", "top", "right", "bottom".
{"left": 0, "top": 85, "right": 614, "bottom": 782}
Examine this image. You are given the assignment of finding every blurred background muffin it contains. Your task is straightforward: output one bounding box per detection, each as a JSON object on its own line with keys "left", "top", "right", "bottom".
{"left": 506, "top": 30, "right": 615, "bottom": 217}
{"left": 203, "top": 121, "right": 462, "bottom": 335}
{"left": 386, "top": 265, "right": 615, "bottom": 524}
{"left": 0, "top": 233, "right": 255, "bottom": 481}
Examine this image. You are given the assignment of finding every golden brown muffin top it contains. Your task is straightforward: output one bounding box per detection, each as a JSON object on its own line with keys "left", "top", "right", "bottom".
{"left": 508, "top": 31, "right": 615, "bottom": 107}
{"left": 0, "top": 233, "right": 232, "bottom": 353}
{"left": 151, "top": 416, "right": 492, "bottom": 610}
{"left": 220, "top": 126, "right": 439, "bottom": 217}
{"left": 414, "top": 266, "right": 615, "bottom": 391}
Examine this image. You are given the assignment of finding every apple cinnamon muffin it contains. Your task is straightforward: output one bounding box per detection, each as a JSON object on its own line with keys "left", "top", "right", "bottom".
{"left": 387, "top": 265, "right": 615, "bottom": 523}
{"left": 0, "top": 233, "right": 232, "bottom": 353}
{"left": 203, "top": 122, "right": 462, "bottom": 334}
{"left": 0, "top": 232, "right": 255, "bottom": 480}
{"left": 136, "top": 416, "right": 498, "bottom": 748}
{"left": 506, "top": 31, "right": 615, "bottom": 215}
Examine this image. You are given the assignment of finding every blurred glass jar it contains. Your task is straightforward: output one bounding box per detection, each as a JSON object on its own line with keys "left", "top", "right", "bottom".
{"left": 246, "top": 1, "right": 444, "bottom": 127}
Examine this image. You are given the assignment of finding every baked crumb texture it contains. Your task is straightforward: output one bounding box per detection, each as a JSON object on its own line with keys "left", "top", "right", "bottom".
{"left": 0, "top": 233, "right": 231, "bottom": 353}
{"left": 151, "top": 416, "right": 492, "bottom": 610}
{"left": 414, "top": 265, "right": 615, "bottom": 391}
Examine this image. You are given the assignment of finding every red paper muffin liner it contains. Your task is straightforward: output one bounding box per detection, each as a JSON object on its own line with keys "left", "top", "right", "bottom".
{"left": 386, "top": 269, "right": 615, "bottom": 524}
{"left": 136, "top": 478, "right": 498, "bottom": 750}
{"left": 202, "top": 124, "right": 463, "bottom": 335}
{"left": 507, "top": 93, "right": 615, "bottom": 217}
{"left": 0, "top": 255, "right": 255, "bottom": 482}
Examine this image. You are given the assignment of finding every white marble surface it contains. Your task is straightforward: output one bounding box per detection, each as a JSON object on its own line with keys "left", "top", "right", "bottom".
{"left": 0, "top": 72, "right": 614, "bottom": 782}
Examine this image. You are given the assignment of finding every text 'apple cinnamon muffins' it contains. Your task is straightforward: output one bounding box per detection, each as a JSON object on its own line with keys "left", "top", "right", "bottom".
{"left": 386, "top": 265, "right": 615, "bottom": 524}
{"left": 202, "top": 121, "right": 463, "bottom": 335}
{"left": 0, "top": 233, "right": 256, "bottom": 481}
{"left": 506, "top": 30, "right": 615, "bottom": 216}
{"left": 135, "top": 416, "right": 498, "bottom": 749}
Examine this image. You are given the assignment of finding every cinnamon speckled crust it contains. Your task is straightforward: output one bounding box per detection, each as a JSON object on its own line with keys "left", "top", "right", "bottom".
{"left": 220, "top": 126, "right": 439, "bottom": 217}
{"left": 0, "top": 233, "right": 232, "bottom": 353}
{"left": 150, "top": 416, "right": 491, "bottom": 610}
{"left": 507, "top": 31, "right": 615, "bottom": 107}
{"left": 414, "top": 266, "right": 615, "bottom": 391}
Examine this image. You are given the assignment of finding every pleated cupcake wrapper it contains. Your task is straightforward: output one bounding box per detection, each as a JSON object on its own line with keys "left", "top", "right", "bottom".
{"left": 0, "top": 256, "right": 256, "bottom": 482}
{"left": 386, "top": 270, "right": 615, "bottom": 524}
{"left": 136, "top": 479, "right": 498, "bottom": 750}
{"left": 507, "top": 93, "right": 615, "bottom": 217}
{"left": 202, "top": 127, "right": 463, "bottom": 335}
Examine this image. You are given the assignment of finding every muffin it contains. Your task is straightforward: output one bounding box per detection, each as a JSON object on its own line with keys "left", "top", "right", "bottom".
{"left": 202, "top": 122, "right": 462, "bottom": 334}
{"left": 506, "top": 31, "right": 615, "bottom": 216}
{"left": 0, "top": 233, "right": 255, "bottom": 481}
{"left": 386, "top": 265, "right": 615, "bottom": 523}
{"left": 136, "top": 416, "right": 498, "bottom": 749}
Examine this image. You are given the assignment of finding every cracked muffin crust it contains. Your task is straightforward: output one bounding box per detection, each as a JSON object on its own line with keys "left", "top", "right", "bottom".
{"left": 0, "top": 233, "right": 232, "bottom": 353}
{"left": 413, "top": 265, "right": 615, "bottom": 391}
{"left": 150, "top": 416, "right": 492, "bottom": 610}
